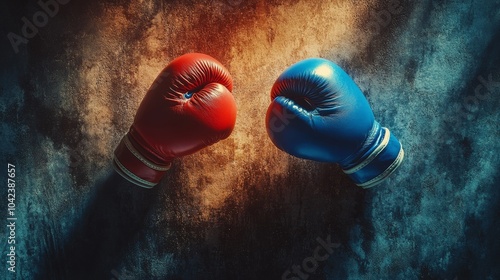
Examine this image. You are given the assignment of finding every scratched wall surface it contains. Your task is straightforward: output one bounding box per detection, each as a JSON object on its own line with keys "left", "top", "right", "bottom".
{"left": 1, "top": 0, "right": 499, "bottom": 279}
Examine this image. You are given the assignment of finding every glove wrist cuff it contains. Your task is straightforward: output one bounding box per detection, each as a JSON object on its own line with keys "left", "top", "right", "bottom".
{"left": 341, "top": 123, "right": 404, "bottom": 188}
{"left": 113, "top": 133, "right": 171, "bottom": 188}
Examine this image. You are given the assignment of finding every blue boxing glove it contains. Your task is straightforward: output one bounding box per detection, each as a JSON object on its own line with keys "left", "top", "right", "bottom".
{"left": 266, "top": 58, "right": 404, "bottom": 188}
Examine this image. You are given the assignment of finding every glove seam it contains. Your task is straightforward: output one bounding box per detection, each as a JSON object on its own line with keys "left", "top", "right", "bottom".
{"left": 358, "top": 144, "right": 405, "bottom": 188}
{"left": 343, "top": 127, "right": 390, "bottom": 174}
{"left": 113, "top": 157, "right": 156, "bottom": 188}
{"left": 123, "top": 134, "right": 171, "bottom": 171}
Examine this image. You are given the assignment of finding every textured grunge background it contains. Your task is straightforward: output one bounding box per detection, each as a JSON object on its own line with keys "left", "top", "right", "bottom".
{"left": 1, "top": 0, "right": 499, "bottom": 279}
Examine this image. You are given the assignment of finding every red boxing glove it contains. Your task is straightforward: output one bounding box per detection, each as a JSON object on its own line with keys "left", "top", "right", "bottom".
{"left": 113, "top": 53, "right": 237, "bottom": 188}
